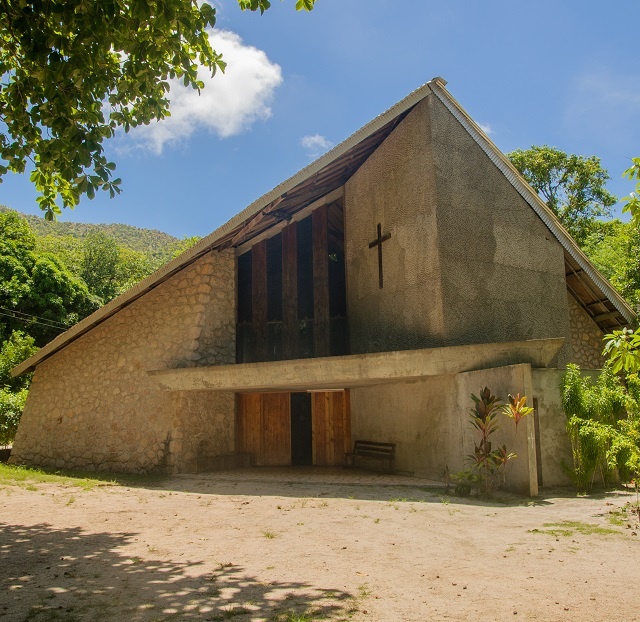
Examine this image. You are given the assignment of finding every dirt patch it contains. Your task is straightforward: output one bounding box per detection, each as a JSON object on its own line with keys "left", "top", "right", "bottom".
{"left": 1, "top": 471, "right": 639, "bottom": 621}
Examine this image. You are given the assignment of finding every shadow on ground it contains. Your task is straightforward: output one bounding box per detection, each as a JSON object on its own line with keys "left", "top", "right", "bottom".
{"left": 0, "top": 523, "right": 354, "bottom": 622}
{"left": 2, "top": 464, "right": 572, "bottom": 506}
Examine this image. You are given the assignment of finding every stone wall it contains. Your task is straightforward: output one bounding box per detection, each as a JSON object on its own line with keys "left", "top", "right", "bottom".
{"left": 10, "top": 249, "right": 236, "bottom": 474}
{"left": 566, "top": 292, "right": 605, "bottom": 369}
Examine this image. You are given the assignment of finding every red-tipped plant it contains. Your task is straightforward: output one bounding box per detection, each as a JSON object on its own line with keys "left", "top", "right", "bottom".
{"left": 502, "top": 393, "right": 534, "bottom": 431}
{"left": 466, "top": 387, "right": 528, "bottom": 494}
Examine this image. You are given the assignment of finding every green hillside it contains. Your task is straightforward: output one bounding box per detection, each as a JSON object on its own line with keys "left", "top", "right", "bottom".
{"left": 0, "top": 205, "right": 178, "bottom": 262}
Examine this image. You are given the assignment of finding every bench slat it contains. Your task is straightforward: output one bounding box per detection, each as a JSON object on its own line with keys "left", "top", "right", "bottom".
{"left": 345, "top": 439, "right": 395, "bottom": 473}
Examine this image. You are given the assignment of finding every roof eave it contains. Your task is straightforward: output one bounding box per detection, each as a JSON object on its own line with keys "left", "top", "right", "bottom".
{"left": 429, "top": 80, "right": 636, "bottom": 326}
{"left": 12, "top": 79, "right": 437, "bottom": 377}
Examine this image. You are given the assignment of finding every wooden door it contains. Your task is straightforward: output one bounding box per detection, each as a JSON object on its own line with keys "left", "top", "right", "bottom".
{"left": 311, "top": 390, "right": 351, "bottom": 466}
{"left": 237, "top": 390, "right": 350, "bottom": 467}
{"left": 237, "top": 392, "right": 291, "bottom": 466}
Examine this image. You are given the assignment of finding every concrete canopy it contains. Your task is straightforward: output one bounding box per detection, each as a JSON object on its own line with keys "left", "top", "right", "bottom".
{"left": 148, "top": 338, "right": 564, "bottom": 393}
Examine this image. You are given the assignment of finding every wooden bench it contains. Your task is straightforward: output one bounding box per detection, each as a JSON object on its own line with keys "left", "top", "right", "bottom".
{"left": 345, "top": 440, "right": 395, "bottom": 473}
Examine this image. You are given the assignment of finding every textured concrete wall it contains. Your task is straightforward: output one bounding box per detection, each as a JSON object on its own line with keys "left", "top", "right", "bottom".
{"left": 10, "top": 250, "right": 236, "bottom": 474}
{"left": 345, "top": 94, "right": 571, "bottom": 361}
{"left": 566, "top": 293, "right": 605, "bottom": 369}
{"left": 453, "top": 364, "right": 537, "bottom": 496}
{"left": 345, "top": 100, "right": 446, "bottom": 353}
{"left": 429, "top": 96, "right": 571, "bottom": 361}
{"left": 351, "top": 363, "right": 537, "bottom": 495}
{"left": 350, "top": 375, "right": 455, "bottom": 477}
{"left": 531, "top": 368, "right": 573, "bottom": 487}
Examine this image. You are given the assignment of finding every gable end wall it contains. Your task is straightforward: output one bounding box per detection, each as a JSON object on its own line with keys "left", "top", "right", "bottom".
{"left": 345, "top": 99, "right": 446, "bottom": 353}
{"left": 428, "top": 95, "right": 571, "bottom": 358}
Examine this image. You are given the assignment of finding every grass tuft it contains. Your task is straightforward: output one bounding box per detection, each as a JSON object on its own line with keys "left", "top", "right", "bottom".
{"left": 0, "top": 463, "right": 166, "bottom": 491}
{"left": 529, "top": 520, "right": 620, "bottom": 537}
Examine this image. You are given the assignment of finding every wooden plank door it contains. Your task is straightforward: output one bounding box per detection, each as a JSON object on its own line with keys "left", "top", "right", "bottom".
{"left": 237, "top": 392, "right": 291, "bottom": 466}
{"left": 236, "top": 393, "right": 262, "bottom": 462}
{"left": 311, "top": 390, "right": 351, "bottom": 466}
{"left": 261, "top": 393, "right": 291, "bottom": 466}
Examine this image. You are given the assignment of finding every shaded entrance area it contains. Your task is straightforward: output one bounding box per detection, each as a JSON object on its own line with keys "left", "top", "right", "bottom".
{"left": 236, "top": 390, "right": 351, "bottom": 467}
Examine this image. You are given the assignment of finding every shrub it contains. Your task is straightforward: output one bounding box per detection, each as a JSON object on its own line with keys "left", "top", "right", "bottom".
{"left": 561, "top": 363, "right": 640, "bottom": 491}
{"left": 0, "top": 387, "right": 28, "bottom": 447}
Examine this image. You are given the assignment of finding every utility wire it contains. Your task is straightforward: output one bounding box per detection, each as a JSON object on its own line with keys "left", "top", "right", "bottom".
{"left": 0, "top": 310, "right": 67, "bottom": 332}
{"left": 0, "top": 306, "right": 69, "bottom": 329}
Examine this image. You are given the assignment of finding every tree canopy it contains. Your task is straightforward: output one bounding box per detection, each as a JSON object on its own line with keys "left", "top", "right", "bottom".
{"left": 623, "top": 157, "right": 640, "bottom": 225}
{"left": 582, "top": 219, "right": 640, "bottom": 309}
{"left": 0, "top": 0, "right": 316, "bottom": 219}
{"left": 0, "top": 211, "right": 99, "bottom": 346}
{"left": 508, "top": 146, "right": 617, "bottom": 244}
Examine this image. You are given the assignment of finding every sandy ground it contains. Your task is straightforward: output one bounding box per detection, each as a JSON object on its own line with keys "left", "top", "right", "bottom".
{"left": 1, "top": 468, "right": 639, "bottom": 622}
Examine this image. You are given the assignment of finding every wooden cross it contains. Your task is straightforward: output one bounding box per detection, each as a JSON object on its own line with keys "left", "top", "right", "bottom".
{"left": 368, "top": 223, "right": 391, "bottom": 289}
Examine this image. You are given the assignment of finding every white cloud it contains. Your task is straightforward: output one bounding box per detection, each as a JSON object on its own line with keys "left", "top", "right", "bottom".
{"left": 478, "top": 123, "right": 493, "bottom": 136}
{"left": 301, "top": 134, "right": 334, "bottom": 158}
{"left": 130, "top": 29, "right": 283, "bottom": 154}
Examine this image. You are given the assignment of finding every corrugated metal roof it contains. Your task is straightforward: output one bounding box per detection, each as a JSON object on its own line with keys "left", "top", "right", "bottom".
{"left": 12, "top": 77, "right": 636, "bottom": 376}
{"left": 12, "top": 79, "right": 436, "bottom": 376}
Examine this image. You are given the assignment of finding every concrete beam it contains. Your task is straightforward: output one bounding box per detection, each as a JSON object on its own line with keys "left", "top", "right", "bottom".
{"left": 148, "top": 338, "right": 564, "bottom": 393}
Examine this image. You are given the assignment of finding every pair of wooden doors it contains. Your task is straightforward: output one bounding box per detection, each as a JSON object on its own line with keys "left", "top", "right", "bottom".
{"left": 236, "top": 390, "right": 351, "bottom": 466}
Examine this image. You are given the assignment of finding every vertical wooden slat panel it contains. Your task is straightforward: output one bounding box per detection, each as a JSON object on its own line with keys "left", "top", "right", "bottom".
{"left": 261, "top": 393, "right": 291, "bottom": 466}
{"left": 236, "top": 393, "right": 245, "bottom": 452}
{"left": 325, "top": 393, "right": 335, "bottom": 464}
{"left": 237, "top": 393, "right": 262, "bottom": 465}
{"left": 282, "top": 224, "right": 298, "bottom": 359}
{"left": 310, "top": 390, "right": 352, "bottom": 466}
{"left": 312, "top": 205, "right": 330, "bottom": 357}
{"left": 343, "top": 389, "right": 352, "bottom": 459}
{"left": 252, "top": 240, "right": 267, "bottom": 362}
{"left": 310, "top": 393, "right": 317, "bottom": 466}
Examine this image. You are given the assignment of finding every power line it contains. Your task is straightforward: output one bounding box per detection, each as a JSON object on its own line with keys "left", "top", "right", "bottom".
{"left": 0, "top": 306, "right": 68, "bottom": 328}
{"left": 0, "top": 310, "right": 67, "bottom": 332}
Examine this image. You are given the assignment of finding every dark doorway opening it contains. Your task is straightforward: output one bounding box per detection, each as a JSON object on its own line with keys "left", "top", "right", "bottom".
{"left": 290, "top": 392, "right": 313, "bottom": 466}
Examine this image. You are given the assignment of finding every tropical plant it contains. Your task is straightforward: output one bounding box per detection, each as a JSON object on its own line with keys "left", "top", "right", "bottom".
{"left": 561, "top": 363, "right": 640, "bottom": 491}
{"left": 0, "top": 331, "right": 37, "bottom": 392}
{"left": 507, "top": 146, "right": 616, "bottom": 244}
{"left": 0, "top": 0, "right": 316, "bottom": 218}
{"left": 450, "top": 469, "right": 478, "bottom": 497}
{"left": 581, "top": 219, "right": 640, "bottom": 309}
{"left": 603, "top": 327, "right": 640, "bottom": 375}
{"left": 0, "top": 387, "right": 27, "bottom": 447}
{"left": 502, "top": 393, "right": 534, "bottom": 431}
{"left": 467, "top": 387, "right": 516, "bottom": 493}
{"left": 0, "top": 211, "right": 100, "bottom": 346}
{"left": 622, "top": 157, "right": 640, "bottom": 225}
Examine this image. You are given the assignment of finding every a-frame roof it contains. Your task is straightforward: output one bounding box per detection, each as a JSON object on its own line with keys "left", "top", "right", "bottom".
{"left": 13, "top": 78, "right": 636, "bottom": 376}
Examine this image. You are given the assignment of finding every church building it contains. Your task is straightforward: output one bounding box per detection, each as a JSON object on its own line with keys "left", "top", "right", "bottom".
{"left": 10, "top": 78, "right": 635, "bottom": 495}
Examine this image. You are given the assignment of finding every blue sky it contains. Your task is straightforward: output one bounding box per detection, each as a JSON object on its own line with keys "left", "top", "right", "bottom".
{"left": 2, "top": 0, "right": 639, "bottom": 238}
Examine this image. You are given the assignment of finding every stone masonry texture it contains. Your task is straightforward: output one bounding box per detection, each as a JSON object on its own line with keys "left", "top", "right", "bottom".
{"left": 10, "top": 250, "right": 236, "bottom": 474}
{"left": 567, "top": 292, "right": 606, "bottom": 369}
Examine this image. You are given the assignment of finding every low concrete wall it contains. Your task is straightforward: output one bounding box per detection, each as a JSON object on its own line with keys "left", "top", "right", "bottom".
{"left": 455, "top": 365, "right": 537, "bottom": 496}
{"left": 531, "top": 367, "right": 600, "bottom": 487}
{"left": 351, "top": 363, "right": 537, "bottom": 495}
